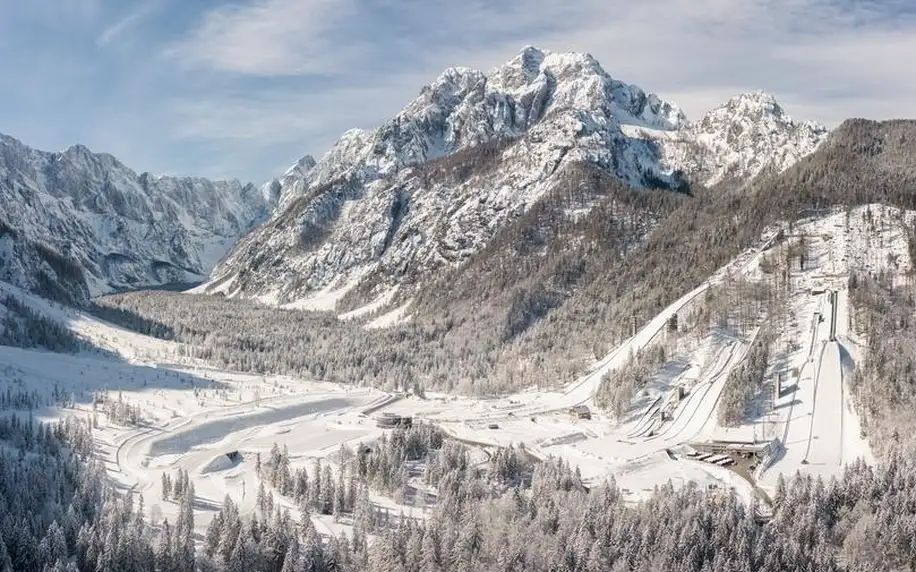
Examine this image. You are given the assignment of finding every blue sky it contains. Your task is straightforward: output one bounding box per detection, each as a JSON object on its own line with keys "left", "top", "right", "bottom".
{"left": 1, "top": 0, "right": 915, "bottom": 183}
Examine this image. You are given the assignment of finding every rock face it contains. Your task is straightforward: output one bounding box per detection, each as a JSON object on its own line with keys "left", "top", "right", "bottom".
{"left": 202, "top": 47, "right": 828, "bottom": 308}
{"left": 656, "top": 91, "right": 828, "bottom": 186}
{"left": 0, "top": 133, "right": 272, "bottom": 303}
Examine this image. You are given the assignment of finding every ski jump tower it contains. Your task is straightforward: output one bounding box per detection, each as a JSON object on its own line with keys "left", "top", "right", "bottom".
{"left": 827, "top": 290, "right": 837, "bottom": 342}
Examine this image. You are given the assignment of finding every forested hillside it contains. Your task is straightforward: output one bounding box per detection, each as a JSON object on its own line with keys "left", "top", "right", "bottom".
{"left": 0, "top": 294, "right": 87, "bottom": 352}
{"left": 97, "top": 120, "right": 916, "bottom": 398}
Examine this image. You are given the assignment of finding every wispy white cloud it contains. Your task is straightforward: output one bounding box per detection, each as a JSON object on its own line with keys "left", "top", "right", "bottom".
{"left": 97, "top": 2, "right": 158, "bottom": 47}
{"left": 168, "top": 86, "right": 378, "bottom": 142}
{"left": 165, "top": 70, "right": 434, "bottom": 171}
{"left": 166, "top": 0, "right": 363, "bottom": 76}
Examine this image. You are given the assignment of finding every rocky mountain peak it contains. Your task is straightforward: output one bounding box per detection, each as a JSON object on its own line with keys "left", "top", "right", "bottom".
{"left": 703, "top": 91, "right": 792, "bottom": 126}
{"left": 283, "top": 154, "right": 317, "bottom": 179}
{"left": 277, "top": 46, "right": 689, "bottom": 199}
{"left": 726, "top": 90, "right": 781, "bottom": 109}
{"left": 516, "top": 45, "right": 548, "bottom": 73}
{"left": 485, "top": 45, "right": 548, "bottom": 94}
{"left": 484, "top": 46, "right": 685, "bottom": 130}
{"left": 425, "top": 66, "right": 487, "bottom": 93}
{"left": 206, "top": 48, "right": 828, "bottom": 309}
{"left": 298, "top": 154, "right": 318, "bottom": 170}
{"left": 669, "top": 91, "right": 828, "bottom": 186}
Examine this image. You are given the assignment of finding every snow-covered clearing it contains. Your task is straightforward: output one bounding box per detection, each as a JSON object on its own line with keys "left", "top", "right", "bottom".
{"left": 280, "top": 277, "right": 360, "bottom": 312}
{"left": 366, "top": 300, "right": 412, "bottom": 329}
{"left": 338, "top": 287, "right": 399, "bottom": 321}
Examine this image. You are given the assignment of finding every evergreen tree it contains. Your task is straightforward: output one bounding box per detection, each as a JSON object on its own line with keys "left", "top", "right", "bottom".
{"left": 174, "top": 481, "right": 195, "bottom": 572}
{"left": 155, "top": 521, "right": 175, "bottom": 572}
{"left": 420, "top": 527, "right": 441, "bottom": 572}
{"left": 309, "top": 460, "right": 322, "bottom": 512}
{"left": 320, "top": 465, "right": 335, "bottom": 515}
{"left": 301, "top": 526, "right": 325, "bottom": 572}
{"left": 161, "top": 472, "right": 172, "bottom": 501}
{"left": 369, "top": 535, "right": 402, "bottom": 572}
{"left": 228, "top": 525, "right": 257, "bottom": 572}
{"left": 334, "top": 465, "right": 347, "bottom": 520}
{"left": 280, "top": 534, "right": 300, "bottom": 572}
{"left": 0, "top": 536, "right": 12, "bottom": 572}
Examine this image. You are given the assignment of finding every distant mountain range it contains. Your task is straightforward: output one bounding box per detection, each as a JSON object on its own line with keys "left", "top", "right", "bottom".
{"left": 0, "top": 133, "right": 275, "bottom": 304}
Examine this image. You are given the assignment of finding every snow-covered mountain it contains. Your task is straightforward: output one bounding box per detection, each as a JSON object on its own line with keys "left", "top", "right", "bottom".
{"left": 204, "top": 46, "right": 827, "bottom": 307}
{"left": 0, "top": 133, "right": 273, "bottom": 303}
{"left": 651, "top": 91, "right": 828, "bottom": 186}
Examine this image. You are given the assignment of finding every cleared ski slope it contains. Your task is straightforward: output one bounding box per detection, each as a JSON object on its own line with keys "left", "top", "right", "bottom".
{"left": 642, "top": 340, "right": 741, "bottom": 443}
{"left": 804, "top": 341, "right": 844, "bottom": 467}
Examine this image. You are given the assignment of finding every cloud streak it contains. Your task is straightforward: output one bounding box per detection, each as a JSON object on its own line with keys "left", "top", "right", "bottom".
{"left": 167, "top": 0, "right": 363, "bottom": 76}
{"left": 97, "top": 2, "right": 158, "bottom": 46}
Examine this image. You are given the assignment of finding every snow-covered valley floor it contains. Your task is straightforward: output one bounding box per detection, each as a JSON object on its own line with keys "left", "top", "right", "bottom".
{"left": 0, "top": 204, "right": 905, "bottom": 539}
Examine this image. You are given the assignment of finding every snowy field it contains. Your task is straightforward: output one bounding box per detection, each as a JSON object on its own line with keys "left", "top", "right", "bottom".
{"left": 0, "top": 204, "right": 906, "bottom": 538}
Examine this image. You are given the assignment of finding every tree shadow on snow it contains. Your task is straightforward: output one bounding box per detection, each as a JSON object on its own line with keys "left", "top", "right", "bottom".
{"left": 772, "top": 398, "right": 802, "bottom": 411}
{"left": 0, "top": 343, "right": 229, "bottom": 412}
{"left": 837, "top": 342, "right": 855, "bottom": 378}
{"left": 0, "top": 281, "right": 231, "bottom": 411}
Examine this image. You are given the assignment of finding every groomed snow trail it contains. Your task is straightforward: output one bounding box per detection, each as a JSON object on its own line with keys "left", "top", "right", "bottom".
{"left": 554, "top": 232, "right": 779, "bottom": 410}
{"left": 147, "top": 397, "right": 358, "bottom": 457}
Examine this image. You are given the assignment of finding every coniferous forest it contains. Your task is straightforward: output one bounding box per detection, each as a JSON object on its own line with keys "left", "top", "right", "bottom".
{"left": 1, "top": 412, "right": 916, "bottom": 572}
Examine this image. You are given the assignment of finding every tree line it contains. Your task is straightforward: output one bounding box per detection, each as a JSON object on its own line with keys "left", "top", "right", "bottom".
{"left": 0, "top": 295, "right": 86, "bottom": 353}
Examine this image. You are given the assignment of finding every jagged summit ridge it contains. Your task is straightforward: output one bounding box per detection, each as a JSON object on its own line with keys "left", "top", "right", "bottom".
{"left": 668, "top": 90, "right": 828, "bottom": 185}
{"left": 209, "top": 46, "right": 828, "bottom": 308}
{"left": 701, "top": 90, "right": 816, "bottom": 129}
{"left": 279, "top": 49, "right": 818, "bottom": 204}
{"left": 273, "top": 46, "right": 689, "bottom": 207}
